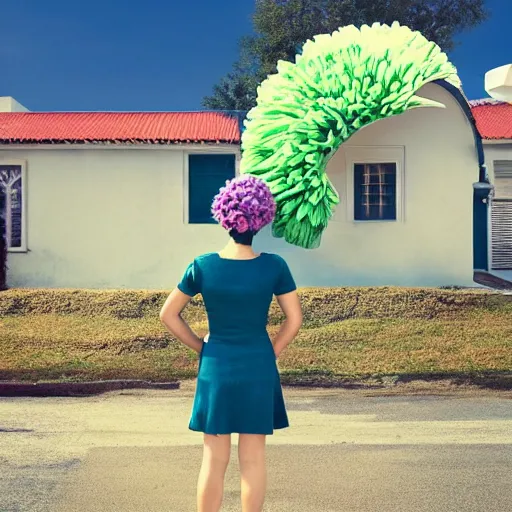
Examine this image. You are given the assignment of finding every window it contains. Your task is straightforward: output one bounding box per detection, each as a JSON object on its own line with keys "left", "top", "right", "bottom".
{"left": 493, "top": 160, "right": 512, "bottom": 199}
{"left": 188, "top": 154, "right": 236, "bottom": 224}
{"left": 0, "top": 164, "right": 26, "bottom": 251}
{"left": 354, "top": 163, "right": 397, "bottom": 221}
{"left": 343, "top": 146, "right": 404, "bottom": 223}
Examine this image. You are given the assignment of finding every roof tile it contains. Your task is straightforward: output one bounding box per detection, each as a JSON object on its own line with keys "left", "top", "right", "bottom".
{"left": 0, "top": 103, "right": 510, "bottom": 143}
{"left": 0, "top": 111, "right": 241, "bottom": 144}
{"left": 469, "top": 100, "right": 512, "bottom": 140}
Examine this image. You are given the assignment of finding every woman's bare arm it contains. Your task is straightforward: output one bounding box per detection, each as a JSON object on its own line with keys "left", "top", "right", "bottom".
{"left": 273, "top": 290, "right": 303, "bottom": 358}
{"left": 159, "top": 288, "right": 204, "bottom": 354}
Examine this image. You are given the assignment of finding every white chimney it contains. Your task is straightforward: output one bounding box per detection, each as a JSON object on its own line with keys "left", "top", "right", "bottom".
{"left": 0, "top": 96, "right": 30, "bottom": 112}
{"left": 485, "top": 64, "right": 512, "bottom": 102}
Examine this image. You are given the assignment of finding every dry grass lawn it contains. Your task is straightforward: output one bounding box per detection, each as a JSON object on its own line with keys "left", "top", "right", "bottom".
{"left": 1, "top": 288, "right": 511, "bottom": 383}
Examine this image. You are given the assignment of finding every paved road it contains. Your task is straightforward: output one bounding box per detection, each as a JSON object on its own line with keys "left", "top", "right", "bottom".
{"left": 1, "top": 382, "right": 511, "bottom": 512}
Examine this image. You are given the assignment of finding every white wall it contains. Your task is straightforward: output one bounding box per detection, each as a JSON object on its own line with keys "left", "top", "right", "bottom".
{"left": 2, "top": 146, "right": 239, "bottom": 288}
{"left": 256, "top": 83, "right": 479, "bottom": 287}
{"left": 0, "top": 96, "right": 29, "bottom": 112}
{"left": 2, "top": 83, "right": 479, "bottom": 289}
{"left": 482, "top": 143, "right": 512, "bottom": 184}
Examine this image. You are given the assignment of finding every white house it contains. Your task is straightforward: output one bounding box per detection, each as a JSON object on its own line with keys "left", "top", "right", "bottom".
{"left": 471, "top": 98, "right": 512, "bottom": 279}
{"left": 0, "top": 83, "right": 491, "bottom": 289}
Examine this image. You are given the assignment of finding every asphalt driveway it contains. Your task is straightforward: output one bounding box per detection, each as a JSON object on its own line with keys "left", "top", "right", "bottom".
{"left": 1, "top": 382, "right": 511, "bottom": 512}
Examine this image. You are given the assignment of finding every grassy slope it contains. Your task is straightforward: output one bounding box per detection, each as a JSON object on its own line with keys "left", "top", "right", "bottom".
{"left": 1, "top": 288, "right": 511, "bottom": 383}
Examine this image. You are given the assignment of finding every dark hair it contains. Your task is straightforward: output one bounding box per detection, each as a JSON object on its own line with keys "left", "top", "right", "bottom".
{"left": 229, "top": 229, "right": 255, "bottom": 246}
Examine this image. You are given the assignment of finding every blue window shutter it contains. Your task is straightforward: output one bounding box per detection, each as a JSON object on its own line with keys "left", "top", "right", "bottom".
{"left": 189, "top": 154, "right": 236, "bottom": 224}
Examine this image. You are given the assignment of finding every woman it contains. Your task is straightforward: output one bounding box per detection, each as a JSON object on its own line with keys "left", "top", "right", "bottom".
{"left": 159, "top": 175, "right": 302, "bottom": 512}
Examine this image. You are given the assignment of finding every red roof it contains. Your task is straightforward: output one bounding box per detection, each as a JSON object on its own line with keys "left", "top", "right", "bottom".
{"left": 469, "top": 99, "right": 512, "bottom": 140}
{"left": 1, "top": 102, "right": 509, "bottom": 143}
{"left": 0, "top": 111, "right": 241, "bottom": 144}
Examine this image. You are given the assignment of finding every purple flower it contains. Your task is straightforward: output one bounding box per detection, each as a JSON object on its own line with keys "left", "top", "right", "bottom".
{"left": 211, "top": 174, "right": 276, "bottom": 233}
{"left": 236, "top": 216, "right": 250, "bottom": 233}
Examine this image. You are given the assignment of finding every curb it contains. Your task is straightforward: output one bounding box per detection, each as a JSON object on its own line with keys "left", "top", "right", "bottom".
{"left": 0, "top": 379, "right": 180, "bottom": 397}
{"left": 280, "top": 372, "right": 512, "bottom": 390}
{"left": 1, "top": 372, "right": 510, "bottom": 397}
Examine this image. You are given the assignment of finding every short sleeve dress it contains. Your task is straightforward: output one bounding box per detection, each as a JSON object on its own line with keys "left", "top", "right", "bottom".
{"left": 177, "top": 251, "right": 297, "bottom": 435}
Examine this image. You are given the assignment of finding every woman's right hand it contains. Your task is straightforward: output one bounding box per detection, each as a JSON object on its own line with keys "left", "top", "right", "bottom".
{"left": 273, "top": 290, "right": 303, "bottom": 357}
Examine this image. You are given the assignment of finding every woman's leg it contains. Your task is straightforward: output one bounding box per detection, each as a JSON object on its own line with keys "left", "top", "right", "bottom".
{"left": 197, "top": 434, "right": 231, "bottom": 512}
{"left": 238, "top": 434, "right": 267, "bottom": 512}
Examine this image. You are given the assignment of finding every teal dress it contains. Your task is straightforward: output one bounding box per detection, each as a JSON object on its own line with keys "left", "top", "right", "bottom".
{"left": 177, "top": 252, "right": 297, "bottom": 435}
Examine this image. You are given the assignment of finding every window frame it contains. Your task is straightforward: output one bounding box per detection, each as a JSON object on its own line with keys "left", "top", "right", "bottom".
{"left": 183, "top": 149, "right": 240, "bottom": 225}
{"left": 492, "top": 160, "right": 512, "bottom": 199}
{"left": 344, "top": 146, "right": 405, "bottom": 223}
{"left": 0, "top": 159, "right": 28, "bottom": 252}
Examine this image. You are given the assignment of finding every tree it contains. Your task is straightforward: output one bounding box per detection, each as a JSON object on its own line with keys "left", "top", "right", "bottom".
{"left": 203, "top": 0, "right": 488, "bottom": 110}
{"left": 203, "top": 38, "right": 263, "bottom": 110}
{"left": 202, "top": 65, "right": 259, "bottom": 111}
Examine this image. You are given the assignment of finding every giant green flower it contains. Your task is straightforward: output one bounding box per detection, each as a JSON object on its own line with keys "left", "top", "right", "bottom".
{"left": 240, "top": 22, "right": 461, "bottom": 249}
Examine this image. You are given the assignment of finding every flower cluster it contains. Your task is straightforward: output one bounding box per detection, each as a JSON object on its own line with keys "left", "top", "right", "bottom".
{"left": 211, "top": 175, "right": 276, "bottom": 233}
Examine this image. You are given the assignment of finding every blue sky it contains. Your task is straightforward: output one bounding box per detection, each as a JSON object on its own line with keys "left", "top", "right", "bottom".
{"left": 0, "top": 0, "right": 510, "bottom": 112}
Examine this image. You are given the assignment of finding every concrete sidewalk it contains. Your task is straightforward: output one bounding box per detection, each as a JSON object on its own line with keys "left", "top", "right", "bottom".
{"left": 1, "top": 382, "right": 511, "bottom": 511}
